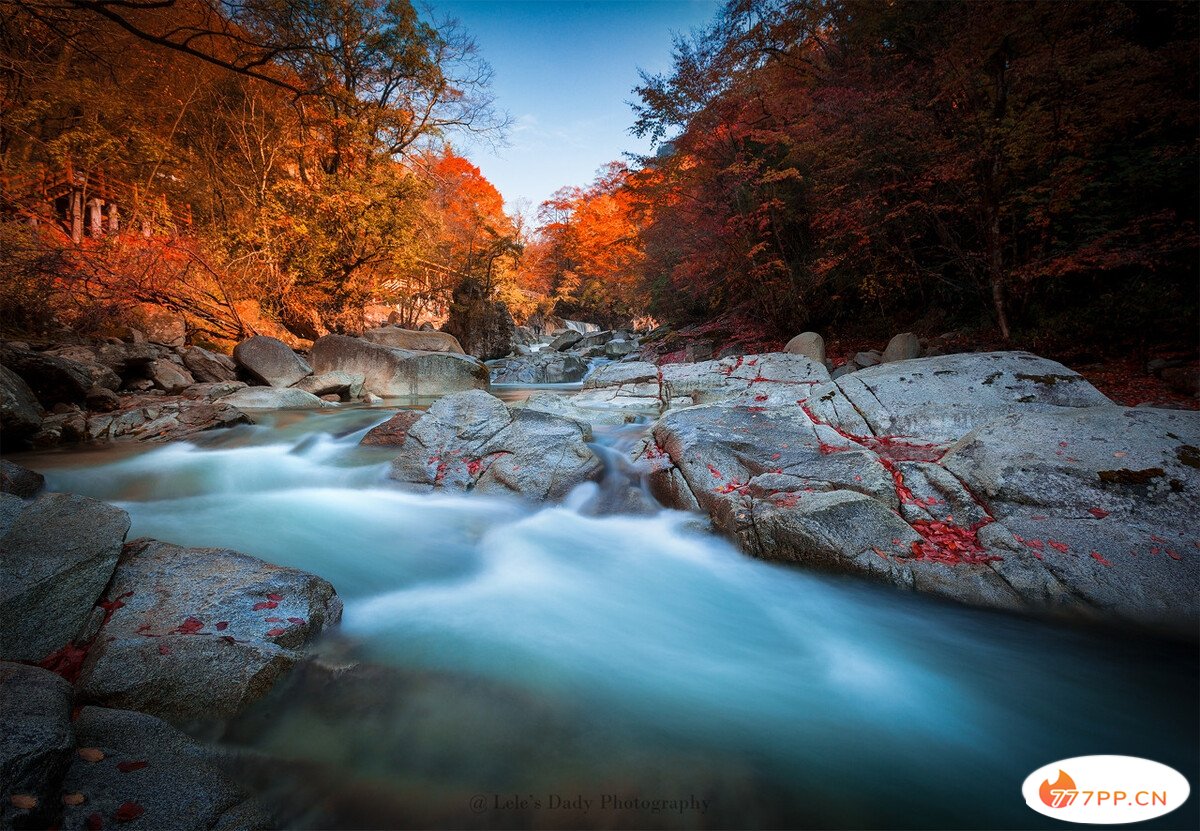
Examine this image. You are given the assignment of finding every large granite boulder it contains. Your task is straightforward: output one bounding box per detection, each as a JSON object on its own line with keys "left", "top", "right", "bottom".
{"left": 178, "top": 346, "right": 238, "bottom": 383}
{"left": 573, "top": 361, "right": 663, "bottom": 411}
{"left": 0, "top": 663, "right": 75, "bottom": 830}
{"left": 0, "top": 344, "right": 120, "bottom": 406}
{"left": 294, "top": 370, "right": 364, "bottom": 400}
{"left": 660, "top": 353, "right": 831, "bottom": 408}
{"left": 515, "top": 392, "right": 643, "bottom": 427}
{"left": 217, "top": 386, "right": 335, "bottom": 410}
{"left": 311, "top": 335, "right": 489, "bottom": 397}
{"left": 387, "top": 390, "right": 603, "bottom": 500}
{"left": 0, "top": 493, "right": 130, "bottom": 662}
{"left": 783, "top": 332, "right": 825, "bottom": 363}
{"left": 79, "top": 539, "right": 342, "bottom": 721}
{"left": 362, "top": 326, "right": 465, "bottom": 354}
{"left": 489, "top": 352, "right": 589, "bottom": 384}
{"left": 232, "top": 336, "right": 312, "bottom": 387}
{"left": 1, "top": 363, "right": 43, "bottom": 442}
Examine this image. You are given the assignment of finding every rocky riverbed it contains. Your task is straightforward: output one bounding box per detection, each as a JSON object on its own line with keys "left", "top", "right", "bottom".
{"left": 1, "top": 323, "right": 1197, "bottom": 829}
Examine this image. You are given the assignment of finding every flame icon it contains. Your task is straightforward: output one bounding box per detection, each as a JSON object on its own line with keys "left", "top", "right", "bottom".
{"left": 1040, "top": 770, "right": 1078, "bottom": 808}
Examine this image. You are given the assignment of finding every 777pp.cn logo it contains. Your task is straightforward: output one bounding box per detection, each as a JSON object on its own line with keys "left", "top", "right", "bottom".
{"left": 1023, "top": 756, "right": 1190, "bottom": 824}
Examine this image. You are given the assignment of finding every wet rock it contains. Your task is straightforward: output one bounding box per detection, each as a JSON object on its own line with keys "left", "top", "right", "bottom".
{"left": 0, "top": 493, "right": 130, "bottom": 662}
{"left": 310, "top": 334, "right": 489, "bottom": 397}
{"left": 362, "top": 326, "right": 465, "bottom": 354}
{"left": 548, "top": 330, "right": 583, "bottom": 352}
{"left": 178, "top": 346, "right": 238, "bottom": 383}
{"left": 360, "top": 410, "right": 423, "bottom": 447}
{"left": 147, "top": 358, "right": 194, "bottom": 394}
{"left": 79, "top": 538, "right": 342, "bottom": 721}
{"left": 388, "top": 390, "right": 602, "bottom": 500}
{"left": 784, "top": 332, "right": 825, "bottom": 364}
{"left": 441, "top": 277, "right": 516, "bottom": 360}
{"left": 180, "top": 381, "right": 247, "bottom": 402}
{"left": 217, "top": 386, "right": 335, "bottom": 410}
{"left": 363, "top": 393, "right": 384, "bottom": 405}
{"left": 86, "top": 397, "right": 250, "bottom": 442}
{"left": 0, "top": 459, "right": 44, "bottom": 497}
{"left": 1, "top": 363, "right": 43, "bottom": 442}
{"left": 294, "top": 371, "right": 364, "bottom": 399}
{"left": 232, "top": 336, "right": 312, "bottom": 388}
{"left": 804, "top": 352, "right": 1113, "bottom": 445}
{"left": 59, "top": 706, "right": 271, "bottom": 831}
{"left": 0, "top": 663, "right": 75, "bottom": 830}
{"left": 489, "top": 352, "right": 588, "bottom": 384}
{"left": 881, "top": 332, "right": 921, "bottom": 363}
{"left": 34, "top": 410, "right": 88, "bottom": 446}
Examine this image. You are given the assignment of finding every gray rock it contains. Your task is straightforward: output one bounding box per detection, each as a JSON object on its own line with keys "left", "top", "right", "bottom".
{"left": 0, "top": 344, "right": 120, "bottom": 407}
{"left": 180, "top": 381, "right": 247, "bottom": 402}
{"left": 388, "top": 390, "right": 602, "bottom": 499}
{"left": 575, "top": 330, "right": 615, "bottom": 349}
{"left": 0, "top": 459, "right": 44, "bottom": 497}
{"left": 178, "top": 346, "right": 238, "bottom": 383}
{"left": 85, "top": 384, "right": 121, "bottom": 412}
{"left": 1, "top": 363, "right": 43, "bottom": 441}
{"left": 93, "top": 342, "right": 163, "bottom": 375}
{"left": 489, "top": 352, "right": 588, "bottom": 384}
{"left": 853, "top": 350, "right": 882, "bottom": 369}
{"left": 604, "top": 339, "right": 638, "bottom": 358}
{"left": 574, "top": 361, "right": 663, "bottom": 411}
{"left": 831, "top": 363, "right": 856, "bottom": 379}
{"left": 660, "top": 352, "right": 831, "bottom": 409}
{"left": 0, "top": 663, "right": 74, "bottom": 830}
{"left": 0, "top": 493, "right": 130, "bottom": 661}
{"left": 147, "top": 358, "right": 194, "bottom": 394}
{"left": 363, "top": 392, "right": 384, "bottom": 405}
{"left": 783, "top": 332, "right": 825, "bottom": 364}
{"left": 232, "top": 336, "right": 312, "bottom": 387}
{"left": 360, "top": 410, "right": 423, "bottom": 447}
{"left": 79, "top": 538, "right": 342, "bottom": 721}
{"left": 548, "top": 330, "right": 583, "bottom": 352}
{"left": 217, "top": 386, "right": 335, "bottom": 410}
{"left": 310, "top": 335, "right": 489, "bottom": 398}
{"left": 362, "top": 327, "right": 464, "bottom": 354}
{"left": 805, "top": 352, "right": 1113, "bottom": 445}
{"left": 59, "top": 706, "right": 271, "bottom": 831}
{"left": 294, "top": 370, "right": 364, "bottom": 399}
{"left": 881, "top": 332, "right": 921, "bottom": 363}
{"left": 516, "top": 392, "right": 642, "bottom": 427}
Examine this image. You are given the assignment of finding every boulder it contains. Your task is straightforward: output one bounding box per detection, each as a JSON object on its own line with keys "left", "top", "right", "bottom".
{"left": 574, "top": 361, "right": 663, "bottom": 411}
{"left": 147, "top": 358, "right": 194, "bottom": 394}
{"left": 217, "top": 386, "right": 334, "bottom": 410}
{"left": 804, "top": 352, "right": 1113, "bottom": 445}
{"left": 92, "top": 342, "right": 162, "bottom": 376}
{"left": 0, "top": 663, "right": 75, "bottom": 830}
{"left": 831, "top": 363, "right": 855, "bottom": 380}
{"left": 881, "top": 332, "right": 921, "bottom": 363}
{"left": 86, "top": 398, "right": 251, "bottom": 442}
{"left": 59, "top": 706, "right": 271, "bottom": 831}
{"left": 232, "top": 336, "right": 312, "bottom": 388}
{"left": 660, "top": 353, "right": 831, "bottom": 408}
{"left": 854, "top": 350, "right": 882, "bottom": 369}
{"left": 85, "top": 384, "right": 120, "bottom": 412}
{"left": 575, "top": 330, "right": 615, "bottom": 349}
{"left": 180, "top": 381, "right": 247, "bottom": 402}
{"left": 548, "top": 330, "right": 583, "bottom": 352}
{"left": 360, "top": 410, "right": 423, "bottom": 447}
{"left": 441, "top": 277, "right": 516, "bottom": 360}
{"left": 489, "top": 352, "right": 589, "bottom": 384}
{"left": 135, "top": 304, "right": 187, "bottom": 346}
{"left": 0, "top": 344, "right": 120, "bottom": 406}
{"left": 388, "top": 390, "right": 603, "bottom": 499}
{"left": 79, "top": 538, "right": 342, "bottom": 721}
{"left": 604, "top": 339, "right": 638, "bottom": 358}
{"left": 178, "top": 346, "right": 238, "bottom": 383}
{"left": 32, "top": 410, "right": 88, "bottom": 446}
{"left": 1, "top": 363, "right": 43, "bottom": 441}
{"left": 516, "top": 392, "right": 642, "bottom": 427}
{"left": 0, "top": 493, "right": 130, "bottom": 662}
{"left": 310, "top": 335, "right": 489, "bottom": 398}
{"left": 0, "top": 459, "right": 44, "bottom": 497}
{"left": 362, "top": 327, "right": 465, "bottom": 354}
{"left": 784, "top": 332, "right": 825, "bottom": 364}
{"left": 294, "top": 370, "right": 364, "bottom": 399}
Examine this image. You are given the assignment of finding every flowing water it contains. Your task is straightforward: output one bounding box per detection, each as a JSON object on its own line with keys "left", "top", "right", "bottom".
{"left": 14, "top": 397, "right": 1198, "bottom": 830}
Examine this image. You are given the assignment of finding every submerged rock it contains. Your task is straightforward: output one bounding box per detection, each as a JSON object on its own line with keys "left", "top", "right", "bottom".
{"left": 233, "top": 335, "right": 312, "bottom": 388}
{"left": 388, "top": 390, "right": 602, "bottom": 499}
{"left": 79, "top": 538, "right": 342, "bottom": 721}
{"left": 311, "top": 334, "right": 489, "bottom": 397}
{"left": 0, "top": 493, "right": 130, "bottom": 662}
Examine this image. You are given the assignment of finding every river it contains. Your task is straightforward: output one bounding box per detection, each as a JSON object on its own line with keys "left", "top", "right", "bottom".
{"left": 14, "top": 393, "right": 1198, "bottom": 829}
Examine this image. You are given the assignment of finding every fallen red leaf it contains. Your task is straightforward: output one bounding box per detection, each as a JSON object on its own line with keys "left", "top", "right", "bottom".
{"left": 252, "top": 601, "right": 277, "bottom": 611}
{"left": 287, "top": 617, "right": 305, "bottom": 625}
{"left": 175, "top": 617, "right": 203, "bottom": 635}
{"left": 215, "top": 621, "right": 228, "bottom": 631}
{"left": 1048, "top": 539, "right": 1070, "bottom": 553}
{"left": 113, "top": 802, "right": 144, "bottom": 823}
{"left": 1090, "top": 551, "right": 1113, "bottom": 567}
{"left": 116, "top": 760, "right": 148, "bottom": 773}
{"left": 265, "top": 627, "right": 285, "bottom": 637}
{"left": 266, "top": 593, "right": 283, "bottom": 601}
{"left": 264, "top": 617, "right": 282, "bottom": 622}
{"left": 157, "top": 643, "right": 169, "bottom": 656}
{"left": 1087, "top": 507, "right": 1110, "bottom": 519}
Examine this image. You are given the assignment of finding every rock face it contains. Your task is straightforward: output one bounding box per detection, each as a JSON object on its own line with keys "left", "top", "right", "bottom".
{"left": 882, "top": 332, "right": 922, "bottom": 363}
{"left": 59, "top": 706, "right": 271, "bottom": 831}
{"left": 79, "top": 538, "right": 342, "bottom": 721}
{"left": 574, "top": 362, "right": 663, "bottom": 411}
{"left": 1, "top": 363, "right": 43, "bottom": 441}
{"left": 660, "top": 353, "right": 830, "bottom": 408}
{"left": 0, "top": 344, "right": 120, "bottom": 406}
{"left": 489, "top": 352, "right": 589, "bottom": 384}
{"left": 147, "top": 358, "right": 194, "bottom": 394}
{"left": 311, "top": 334, "right": 489, "bottom": 397}
{"left": 441, "top": 277, "right": 516, "bottom": 360}
{"left": 0, "top": 663, "right": 75, "bottom": 830}
{"left": 0, "top": 459, "right": 44, "bottom": 497}
{"left": 0, "top": 493, "right": 131, "bottom": 661}
{"left": 233, "top": 336, "right": 312, "bottom": 387}
{"left": 387, "top": 390, "right": 603, "bottom": 499}
{"left": 85, "top": 396, "right": 250, "bottom": 442}
{"left": 632, "top": 351, "right": 1199, "bottom": 633}
{"left": 516, "top": 392, "right": 642, "bottom": 427}
{"left": 217, "top": 386, "right": 335, "bottom": 410}
{"left": 360, "top": 410, "right": 423, "bottom": 447}
{"left": 362, "top": 326, "right": 465, "bottom": 354}
{"left": 784, "top": 332, "right": 825, "bottom": 363}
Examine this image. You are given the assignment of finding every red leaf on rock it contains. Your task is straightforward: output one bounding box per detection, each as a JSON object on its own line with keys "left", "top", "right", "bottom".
{"left": 1087, "top": 507, "right": 1110, "bottom": 519}
{"left": 219, "top": 635, "right": 239, "bottom": 645}
{"left": 706, "top": 464, "right": 724, "bottom": 480}
{"left": 1167, "top": 549, "right": 1182, "bottom": 561}
{"left": 113, "top": 802, "right": 144, "bottom": 822}
{"left": 1048, "top": 539, "right": 1070, "bottom": 553}
{"left": 252, "top": 601, "right": 277, "bottom": 611}
{"left": 264, "top": 617, "right": 282, "bottom": 622}
{"left": 1090, "top": 551, "right": 1113, "bottom": 567}
{"left": 176, "top": 617, "right": 203, "bottom": 634}
{"left": 215, "top": 621, "right": 228, "bottom": 631}
{"left": 116, "top": 761, "right": 148, "bottom": 773}
{"left": 267, "top": 593, "right": 283, "bottom": 601}
{"left": 287, "top": 617, "right": 305, "bottom": 625}
{"left": 265, "top": 628, "right": 285, "bottom": 637}
{"left": 157, "top": 643, "right": 170, "bottom": 655}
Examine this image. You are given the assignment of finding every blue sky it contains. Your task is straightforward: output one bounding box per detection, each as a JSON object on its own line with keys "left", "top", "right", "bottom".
{"left": 430, "top": 0, "right": 721, "bottom": 213}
